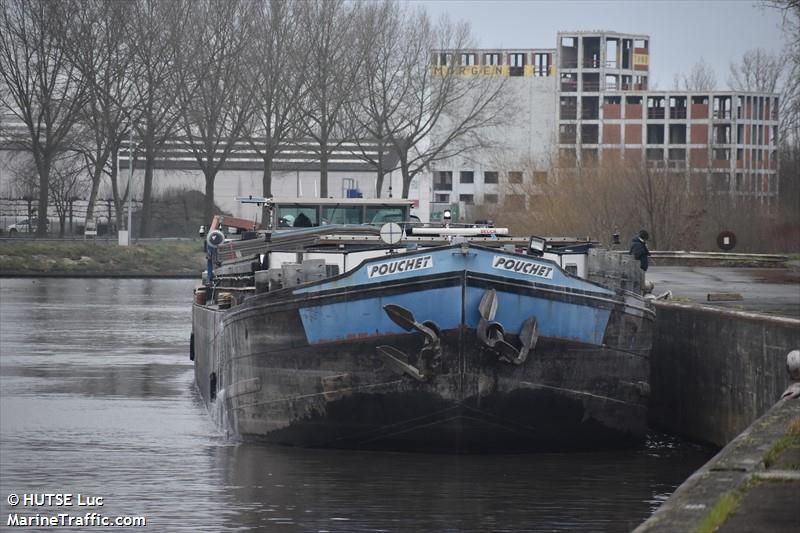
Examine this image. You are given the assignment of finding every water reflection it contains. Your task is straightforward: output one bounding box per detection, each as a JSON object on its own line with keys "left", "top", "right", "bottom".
{"left": 0, "top": 278, "right": 715, "bottom": 532}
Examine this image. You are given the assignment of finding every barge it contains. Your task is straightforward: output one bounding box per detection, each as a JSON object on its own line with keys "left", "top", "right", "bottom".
{"left": 191, "top": 197, "right": 654, "bottom": 452}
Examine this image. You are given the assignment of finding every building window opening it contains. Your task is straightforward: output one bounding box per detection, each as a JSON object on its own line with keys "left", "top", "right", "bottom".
{"left": 646, "top": 148, "right": 664, "bottom": 163}
{"left": 669, "top": 96, "right": 687, "bottom": 119}
{"left": 581, "top": 96, "right": 599, "bottom": 120}
{"left": 668, "top": 148, "right": 687, "bottom": 162}
{"left": 484, "top": 53, "right": 501, "bottom": 66}
{"left": 508, "top": 171, "right": 523, "bottom": 184}
{"left": 582, "top": 72, "right": 600, "bottom": 92}
{"left": 634, "top": 75, "right": 647, "bottom": 90}
{"left": 483, "top": 171, "right": 499, "bottom": 184}
{"left": 713, "top": 96, "right": 732, "bottom": 119}
{"left": 484, "top": 193, "right": 498, "bottom": 204}
{"left": 581, "top": 124, "right": 599, "bottom": 144}
{"left": 713, "top": 124, "right": 731, "bottom": 144}
{"left": 560, "top": 96, "right": 578, "bottom": 120}
{"left": 560, "top": 36, "right": 578, "bottom": 68}
{"left": 669, "top": 124, "right": 687, "bottom": 144}
{"left": 509, "top": 53, "right": 526, "bottom": 76}
{"left": 605, "top": 74, "right": 619, "bottom": 90}
{"left": 433, "top": 171, "right": 453, "bottom": 190}
{"left": 459, "top": 171, "right": 474, "bottom": 183}
{"left": 534, "top": 53, "right": 551, "bottom": 76}
{"left": 621, "top": 39, "right": 633, "bottom": 69}
{"left": 646, "top": 124, "right": 665, "bottom": 144}
{"left": 713, "top": 148, "right": 731, "bottom": 161}
{"left": 459, "top": 194, "right": 474, "bottom": 205}
{"left": 634, "top": 39, "right": 648, "bottom": 49}
{"left": 437, "top": 53, "right": 453, "bottom": 66}
{"left": 460, "top": 53, "right": 476, "bottom": 66}
{"left": 559, "top": 124, "right": 577, "bottom": 144}
{"left": 560, "top": 72, "right": 578, "bottom": 92}
{"left": 647, "top": 96, "right": 665, "bottom": 119}
{"left": 606, "top": 38, "right": 619, "bottom": 69}
{"left": 582, "top": 36, "right": 601, "bottom": 68}
{"left": 434, "top": 193, "right": 450, "bottom": 203}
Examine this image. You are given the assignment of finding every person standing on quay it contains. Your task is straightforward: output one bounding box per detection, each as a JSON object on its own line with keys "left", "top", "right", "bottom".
{"left": 630, "top": 230, "right": 651, "bottom": 271}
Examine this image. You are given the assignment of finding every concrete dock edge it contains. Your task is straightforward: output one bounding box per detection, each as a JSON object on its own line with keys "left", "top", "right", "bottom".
{"left": 634, "top": 397, "right": 800, "bottom": 532}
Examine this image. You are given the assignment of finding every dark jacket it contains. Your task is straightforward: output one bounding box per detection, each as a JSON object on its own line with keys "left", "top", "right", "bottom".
{"left": 630, "top": 236, "right": 650, "bottom": 271}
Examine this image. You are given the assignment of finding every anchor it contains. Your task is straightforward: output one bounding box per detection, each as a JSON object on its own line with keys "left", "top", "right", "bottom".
{"left": 477, "top": 289, "right": 538, "bottom": 366}
{"left": 377, "top": 304, "right": 442, "bottom": 382}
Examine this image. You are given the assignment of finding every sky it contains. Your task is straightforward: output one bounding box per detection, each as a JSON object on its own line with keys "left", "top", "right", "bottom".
{"left": 407, "top": 0, "right": 790, "bottom": 89}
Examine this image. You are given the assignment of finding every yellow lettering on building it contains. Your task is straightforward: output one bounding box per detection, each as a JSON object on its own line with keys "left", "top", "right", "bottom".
{"left": 431, "top": 65, "right": 508, "bottom": 77}
{"left": 633, "top": 53, "right": 649, "bottom": 66}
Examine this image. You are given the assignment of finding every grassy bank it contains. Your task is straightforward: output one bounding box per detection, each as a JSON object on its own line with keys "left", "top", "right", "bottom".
{"left": 0, "top": 239, "right": 205, "bottom": 276}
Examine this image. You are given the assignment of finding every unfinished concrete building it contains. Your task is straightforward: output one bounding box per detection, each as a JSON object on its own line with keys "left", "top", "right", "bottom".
{"left": 430, "top": 30, "right": 780, "bottom": 221}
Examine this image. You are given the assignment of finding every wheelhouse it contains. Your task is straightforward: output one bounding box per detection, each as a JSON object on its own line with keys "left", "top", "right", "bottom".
{"left": 266, "top": 197, "right": 417, "bottom": 229}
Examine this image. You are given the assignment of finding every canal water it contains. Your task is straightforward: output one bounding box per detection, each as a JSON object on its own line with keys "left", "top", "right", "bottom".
{"left": 0, "top": 278, "right": 715, "bottom": 532}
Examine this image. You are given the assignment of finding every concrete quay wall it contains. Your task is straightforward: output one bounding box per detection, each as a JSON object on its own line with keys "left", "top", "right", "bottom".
{"left": 635, "top": 396, "right": 800, "bottom": 532}
{"left": 650, "top": 301, "right": 800, "bottom": 447}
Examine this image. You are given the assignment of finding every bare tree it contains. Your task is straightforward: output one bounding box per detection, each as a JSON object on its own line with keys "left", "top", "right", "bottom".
{"left": 681, "top": 57, "right": 717, "bottom": 91}
{"left": 178, "top": 0, "right": 256, "bottom": 224}
{"left": 728, "top": 48, "right": 784, "bottom": 92}
{"left": 382, "top": 12, "right": 511, "bottom": 198}
{"left": 296, "top": 0, "right": 364, "bottom": 198}
{"left": 48, "top": 152, "right": 90, "bottom": 237}
{"left": 66, "top": 0, "right": 136, "bottom": 232}
{"left": 126, "top": 0, "right": 192, "bottom": 237}
{"left": 0, "top": 0, "right": 87, "bottom": 236}
{"left": 244, "top": 0, "right": 305, "bottom": 218}
{"left": 348, "top": 0, "right": 405, "bottom": 197}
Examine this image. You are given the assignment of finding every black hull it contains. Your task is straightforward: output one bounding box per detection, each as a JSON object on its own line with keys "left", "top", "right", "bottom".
{"left": 192, "top": 300, "right": 651, "bottom": 453}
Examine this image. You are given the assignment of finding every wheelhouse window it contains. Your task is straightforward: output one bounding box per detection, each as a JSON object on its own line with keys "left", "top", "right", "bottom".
{"left": 277, "top": 206, "right": 319, "bottom": 228}
{"left": 366, "top": 206, "right": 407, "bottom": 224}
{"left": 322, "top": 206, "right": 363, "bottom": 225}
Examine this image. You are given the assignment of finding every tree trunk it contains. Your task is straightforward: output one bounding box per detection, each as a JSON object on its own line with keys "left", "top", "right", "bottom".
{"left": 376, "top": 169, "right": 385, "bottom": 198}
{"left": 85, "top": 167, "right": 103, "bottom": 227}
{"left": 261, "top": 157, "right": 273, "bottom": 224}
{"left": 375, "top": 144, "right": 385, "bottom": 197}
{"left": 58, "top": 214, "right": 66, "bottom": 238}
{"left": 204, "top": 167, "right": 217, "bottom": 224}
{"left": 35, "top": 156, "right": 50, "bottom": 237}
{"left": 139, "top": 146, "right": 155, "bottom": 237}
{"left": 400, "top": 157, "right": 412, "bottom": 198}
{"left": 320, "top": 142, "right": 328, "bottom": 198}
